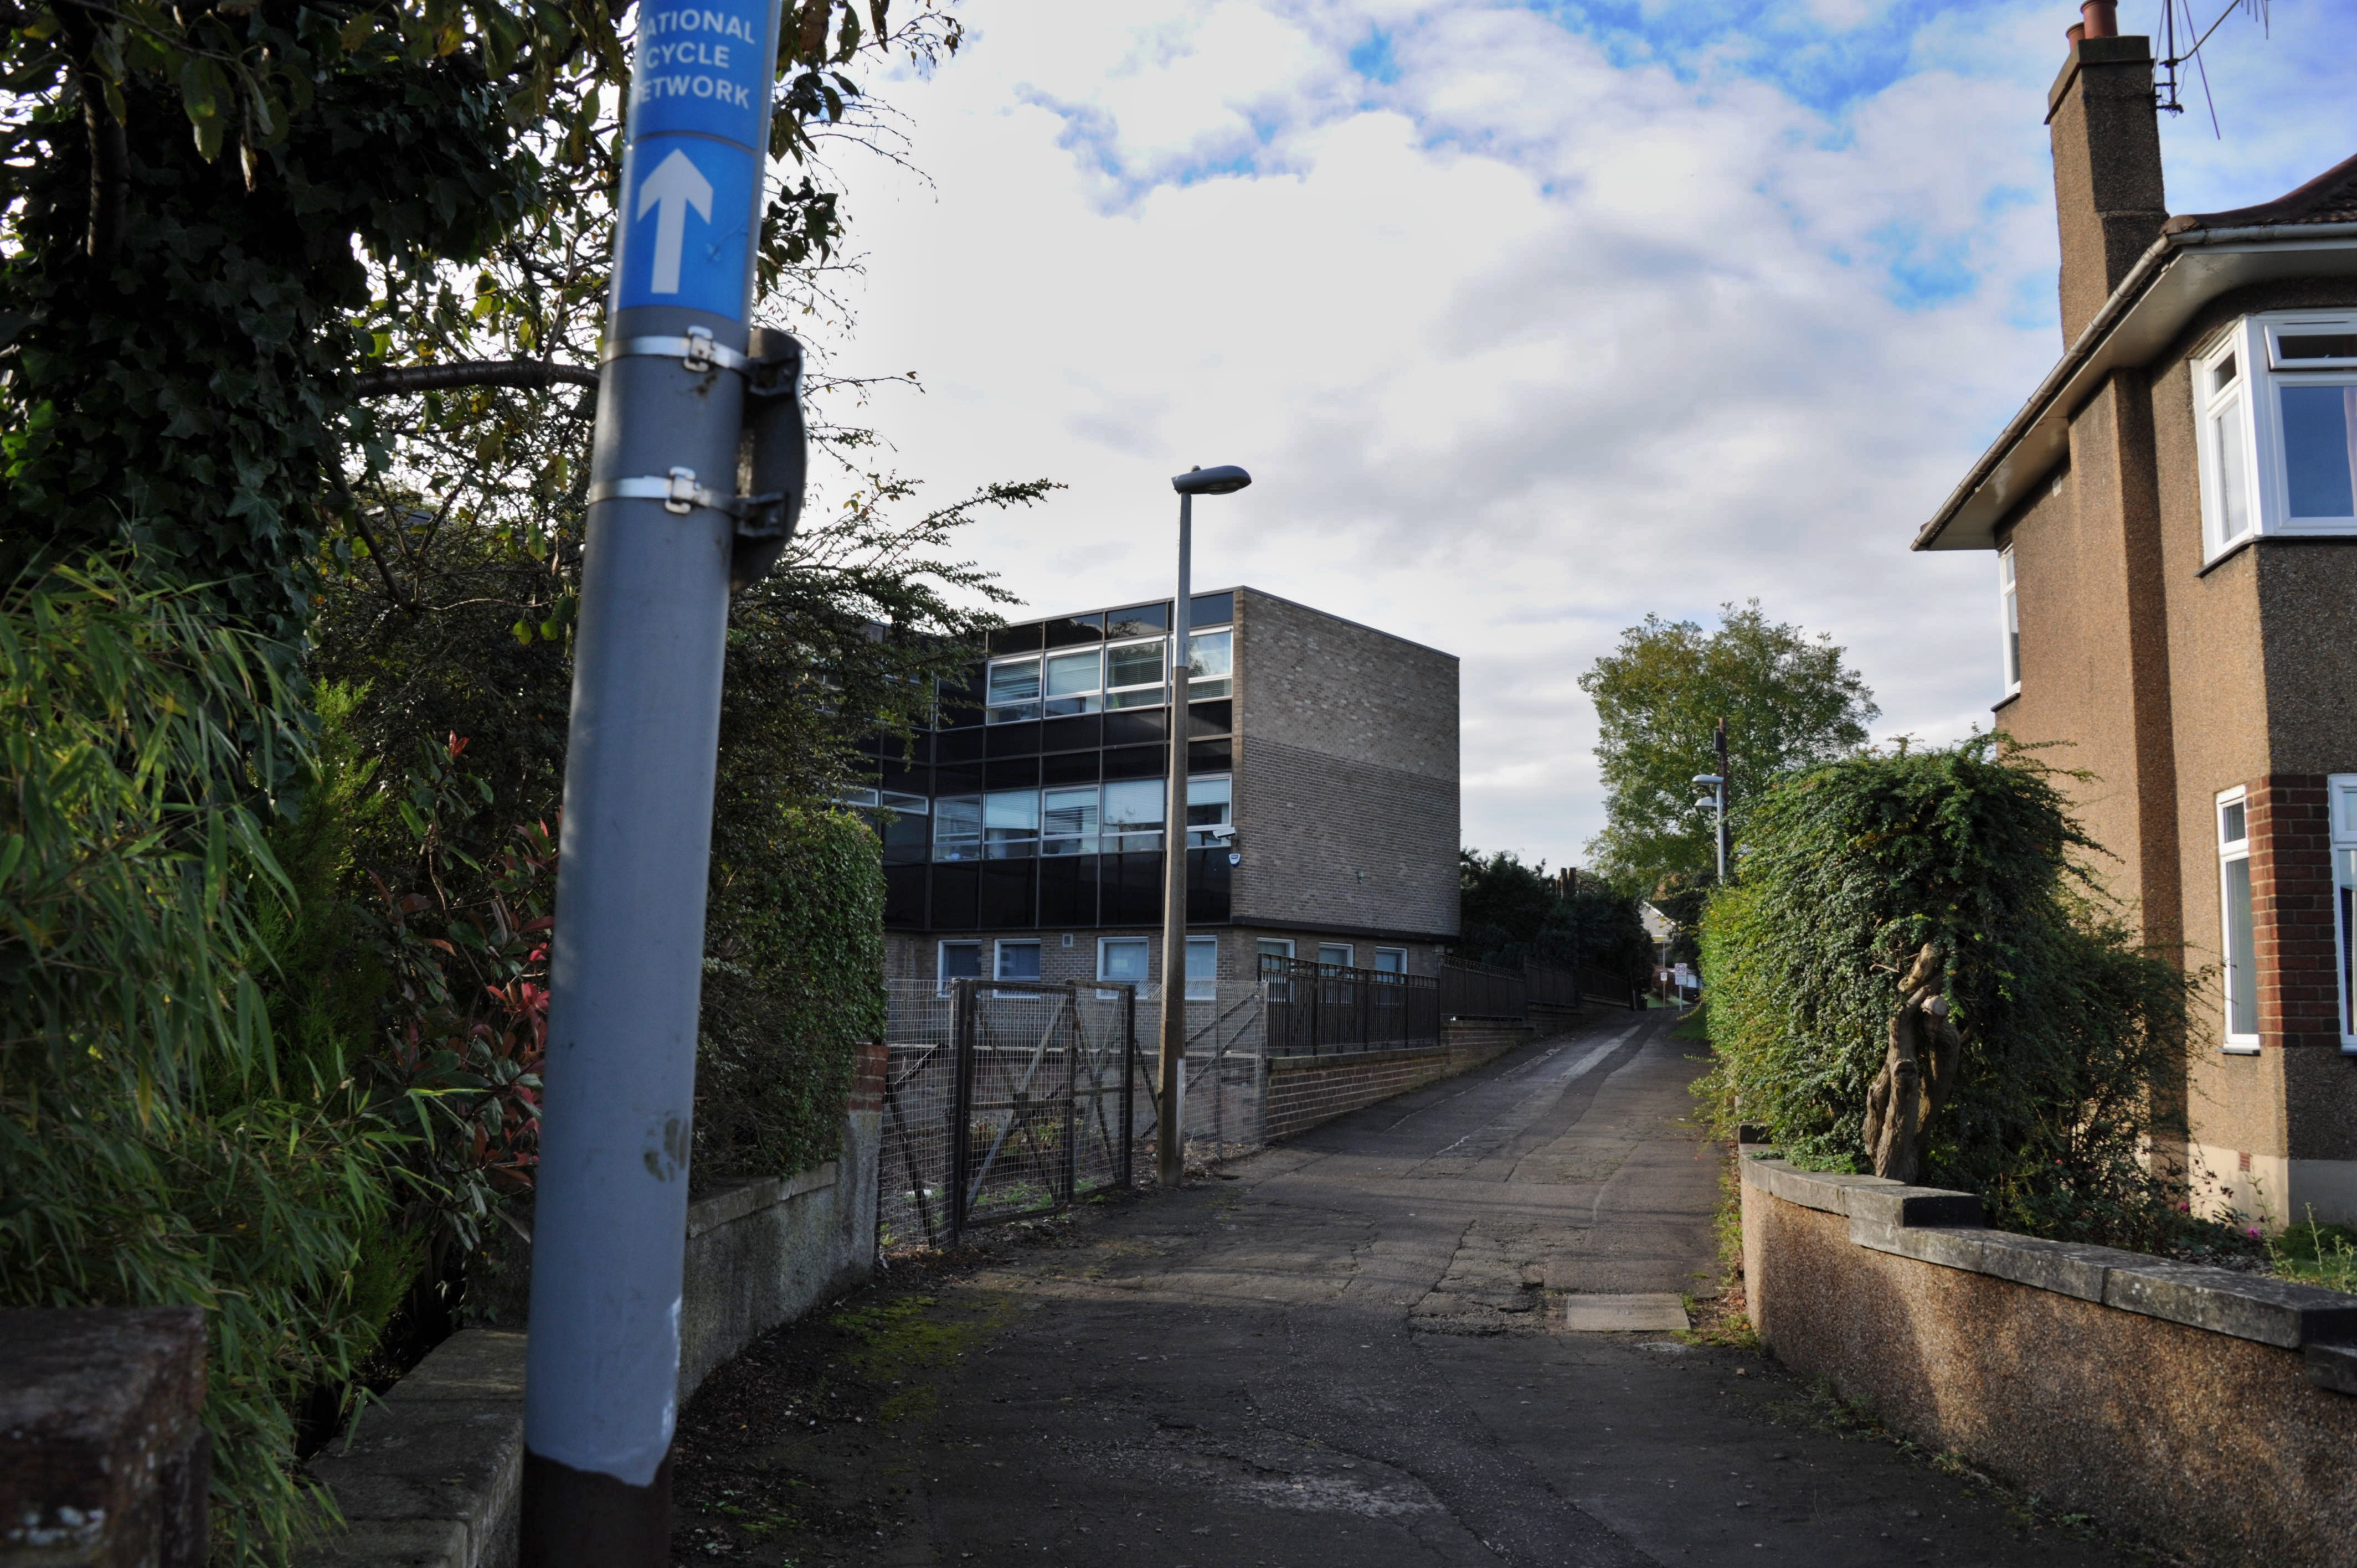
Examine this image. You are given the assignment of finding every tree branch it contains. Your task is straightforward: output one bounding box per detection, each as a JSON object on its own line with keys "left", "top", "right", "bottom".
{"left": 351, "top": 360, "right": 600, "bottom": 398}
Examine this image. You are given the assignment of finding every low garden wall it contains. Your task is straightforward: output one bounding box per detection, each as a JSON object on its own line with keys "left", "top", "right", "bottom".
{"left": 1262, "top": 1020, "right": 1538, "bottom": 1142}
{"left": 294, "top": 1043, "right": 887, "bottom": 1568}
{"left": 1740, "top": 1145, "right": 2357, "bottom": 1567}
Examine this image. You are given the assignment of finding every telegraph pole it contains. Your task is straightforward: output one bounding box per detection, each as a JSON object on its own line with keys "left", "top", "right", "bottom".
{"left": 521, "top": 0, "right": 797, "bottom": 1557}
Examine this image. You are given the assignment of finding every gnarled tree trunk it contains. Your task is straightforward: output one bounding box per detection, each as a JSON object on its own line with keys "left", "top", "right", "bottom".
{"left": 1863, "top": 943, "right": 1959, "bottom": 1184}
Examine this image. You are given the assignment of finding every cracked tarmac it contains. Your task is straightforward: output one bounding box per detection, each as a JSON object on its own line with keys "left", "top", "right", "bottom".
{"left": 670, "top": 1012, "right": 2148, "bottom": 1567}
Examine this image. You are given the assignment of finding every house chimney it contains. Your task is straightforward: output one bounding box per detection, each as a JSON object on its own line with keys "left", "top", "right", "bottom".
{"left": 2046, "top": 17, "right": 2165, "bottom": 343}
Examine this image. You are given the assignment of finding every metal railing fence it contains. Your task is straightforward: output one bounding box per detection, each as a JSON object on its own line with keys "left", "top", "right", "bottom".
{"left": 1258, "top": 956, "right": 1439, "bottom": 1056}
{"left": 1439, "top": 957, "right": 1526, "bottom": 1020}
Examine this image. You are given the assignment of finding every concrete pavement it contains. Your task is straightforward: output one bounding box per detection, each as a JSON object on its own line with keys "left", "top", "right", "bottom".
{"left": 670, "top": 1011, "right": 2144, "bottom": 1566}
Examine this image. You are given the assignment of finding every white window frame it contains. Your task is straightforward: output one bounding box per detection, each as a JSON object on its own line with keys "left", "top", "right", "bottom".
{"left": 1255, "top": 937, "right": 1295, "bottom": 961}
{"left": 936, "top": 940, "right": 984, "bottom": 996}
{"left": 1185, "top": 935, "right": 1218, "bottom": 1001}
{"left": 1103, "top": 636, "right": 1168, "bottom": 710}
{"left": 994, "top": 938, "right": 1043, "bottom": 984}
{"left": 1316, "top": 942, "right": 1355, "bottom": 969}
{"left": 2217, "top": 787, "right": 2261, "bottom": 1054}
{"left": 2332, "top": 774, "right": 2357, "bottom": 1054}
{"left": 1997, "top": 546, "right": 2021, "bottom": 697}
{"left": 1097, "top": 936, "right": 1151, "bottom": 987}
{"left": 1373, "top": 946, "right": 1408, "bottom": 975}
{"left": 984, "top": 655, "right": 1042, "bottom": 724}
{"left": 1185, "top": 628, "right": 1233, "bottom": 700}
{"left": 1042, "top": 647, "right": 1103, "bottom": 716}
{"left": 2195, "top": 312, "right": 2357, "bottom": 561}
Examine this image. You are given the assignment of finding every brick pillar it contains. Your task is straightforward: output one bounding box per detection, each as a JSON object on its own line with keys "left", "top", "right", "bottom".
{"left": 848, "top": 1038, "right": 888, "bottom": 1115}
{"left": 2247, "top": 777, "right": 2339, "bottom": 1051}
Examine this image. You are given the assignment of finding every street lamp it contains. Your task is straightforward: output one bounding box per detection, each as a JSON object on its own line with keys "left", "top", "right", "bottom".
{"left": 1160, "top": 463, "right": 1251, "bottom": 1188}
{"left": 1692, "top": 773, "right": 1727, "bottom": 882}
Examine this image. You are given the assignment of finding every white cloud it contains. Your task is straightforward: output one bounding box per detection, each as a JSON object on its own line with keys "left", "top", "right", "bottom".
{"left": 807, "top": 0, "right": 2357, "bottom": 870}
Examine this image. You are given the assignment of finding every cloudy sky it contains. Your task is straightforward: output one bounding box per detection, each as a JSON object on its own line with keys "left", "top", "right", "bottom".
{"left": 814, "top": 0, "right": 2357, "bottom": 870}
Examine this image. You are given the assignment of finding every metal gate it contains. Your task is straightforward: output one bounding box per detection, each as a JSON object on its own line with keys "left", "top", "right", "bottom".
{"left": 879, "top": 978, "right": 1137, "bottom": 1248}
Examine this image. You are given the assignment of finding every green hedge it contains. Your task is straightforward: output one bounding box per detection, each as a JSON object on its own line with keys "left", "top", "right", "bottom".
{"left": 694, "top": 804, "right": 886, "bottom": 1184}
{"left": 1697, "top": 739, "right": 2227, "bottom": 1252}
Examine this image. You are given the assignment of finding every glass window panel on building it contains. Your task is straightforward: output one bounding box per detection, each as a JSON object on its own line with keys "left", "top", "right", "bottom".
{"left": 1318, "top": 942, "right": 1354, "bottom": 968}
{"left": 1041, "top": 786, "right": 1099, "bottom": 854}
{"left": 933, "top": 795, "right": 981, "bottom": 862}
{"left": 1043, "top": 649, "right": 1103, "bottom": 715}
{"left": 1105, "top": 639, "right": 1166, "bottom": 708}
{"left": 1102, "top": 777, "right": 1165, "bottom": 851}
{"left": 996, "top": 939, "right": 1042, "bottom": 982}
{"left": 1186, "top": 935, "right": 1217, "bottom": 1000}
{"left": 1186, "top": 628, "right": 1233, "bottom": 699}
{"left": 1099, "top": 936, "right": 1150, "bottom": 984}
{"left": 987, "top": 658, "right": 1041, "bottom": 723}
{"left": 983, "top": 789, "right": 1038, "bottom": 858}
{"left": 2281, "top": 384, "right": 2357, "bottom": 520}
{"left": 1186, "top": 775, "right": 1232, "bottom": 845}
{"left": 2218, "top": 793, "right": 2258, "bottom": 1050}
{"left": 938, "top": 940, "right": 982, "bottom": 991}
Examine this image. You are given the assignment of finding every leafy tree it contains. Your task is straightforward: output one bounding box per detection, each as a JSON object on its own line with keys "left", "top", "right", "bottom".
{"left": 1456, "top": 849, "right": 1653, "bottom": 984}
{"left": 1578, "top": 601, "right": 1878, "bottom": 894}
{"left": 1696, "top": 739, "right": 2232, "bottom": 1255}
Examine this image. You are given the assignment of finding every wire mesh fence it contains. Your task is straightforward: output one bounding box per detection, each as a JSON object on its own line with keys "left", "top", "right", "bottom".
{"left": 878, "top": 979, "right": 1138, "bottom": 1248}
{"left": 881, "top": 979, "right": 1278, "bottom": 1245}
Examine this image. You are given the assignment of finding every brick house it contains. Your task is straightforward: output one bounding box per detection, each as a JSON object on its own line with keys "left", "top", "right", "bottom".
{"left": 1912, "top": 11, "right": 2357, "bottom": 1224}
{"left": 860, "top": 587, "right": 1461, "bottom": 998}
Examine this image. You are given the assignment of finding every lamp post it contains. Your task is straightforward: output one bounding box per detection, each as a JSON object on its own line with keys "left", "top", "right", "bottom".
{"left": 1160, "top": 463, "right": 1252, "bottom": 1188}
{"left": 1692, "top": 772, "right": 1727, "bottom": 882}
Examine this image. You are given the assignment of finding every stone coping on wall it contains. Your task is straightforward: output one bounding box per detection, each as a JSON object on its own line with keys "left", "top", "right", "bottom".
{"left": 1739, "top": 1145, "right": 2357, "bottom": 1377}
{"left": 298, "top": 1165, "right": 846, "bottom": 1568}
{"left": 685, "top": 1160, "right": 836, "bottom": 1239}
{"left": 1267, "top": 1045, "right": 1447, "bottom": 1074}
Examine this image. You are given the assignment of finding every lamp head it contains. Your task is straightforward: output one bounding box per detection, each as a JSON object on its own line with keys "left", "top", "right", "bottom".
{"left": 1692, "top": 773, "right": 1724, "bottom": 786}
{"left": 1172, "top": 463, "right": 1253, "bottom": 496}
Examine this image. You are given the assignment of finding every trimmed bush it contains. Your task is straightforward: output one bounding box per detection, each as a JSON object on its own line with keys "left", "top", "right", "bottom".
{"left": 1698, "top": 738, "right": 2225, "bottom": 1252}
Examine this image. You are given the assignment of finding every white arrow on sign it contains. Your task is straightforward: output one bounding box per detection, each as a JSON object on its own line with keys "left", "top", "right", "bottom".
{"left": 636, "top": 147, "right": 714, "bottom": 295}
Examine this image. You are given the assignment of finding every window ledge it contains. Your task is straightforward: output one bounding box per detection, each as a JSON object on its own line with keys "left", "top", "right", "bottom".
{"left": 1992, "top": 689, "right": 2021, "bottom": 714}
{"left": 2221, "top": 1041, "right": 2262, "bottom": 1056}
{"left": 2198, "top": 534, "right": 2261, "bottom": 577}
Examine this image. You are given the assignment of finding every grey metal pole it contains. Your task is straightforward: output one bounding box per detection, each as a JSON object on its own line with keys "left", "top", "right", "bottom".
{"left": 1715, "top": 716, "right": 1731, "bottom": 883}
{"left": 1157, "top": 489, "right": 1193, "bottom": 1188}
{"left": 520, "top": 0, "right": 781, "bottom": 1557}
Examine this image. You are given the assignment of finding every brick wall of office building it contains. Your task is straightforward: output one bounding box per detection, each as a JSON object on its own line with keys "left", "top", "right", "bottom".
{"left": 1231, "top": 590, "right": 1459, "bottom": 941}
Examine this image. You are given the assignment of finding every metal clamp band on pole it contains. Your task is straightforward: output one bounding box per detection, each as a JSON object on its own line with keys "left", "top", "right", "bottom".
{"left": 601, "top": 327, "right": 753, "bottom": 376}
{"left": 586, "top": 467, "right": 740, "bottom": 518}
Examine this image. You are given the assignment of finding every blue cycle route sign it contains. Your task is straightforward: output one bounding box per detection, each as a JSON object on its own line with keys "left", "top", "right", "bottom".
{"left": 613, "top": 0, "right": 780, "bottom": 321}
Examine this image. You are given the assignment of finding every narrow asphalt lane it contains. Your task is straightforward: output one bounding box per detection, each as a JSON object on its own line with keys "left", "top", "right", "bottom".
{"left": 674, "top": 1011, "right": 2143, "bottom": 1567}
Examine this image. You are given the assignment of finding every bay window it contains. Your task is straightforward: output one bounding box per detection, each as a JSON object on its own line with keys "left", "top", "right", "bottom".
{"left": 2196, "top": 313, "right": 2357, "bottom": 560}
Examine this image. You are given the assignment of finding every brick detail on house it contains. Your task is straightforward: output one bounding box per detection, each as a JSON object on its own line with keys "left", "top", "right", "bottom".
{"left": 1261, "top": 1023, "right": 1536, "bottom": 1143}
{"left": 848, "top": 1038, "right": 889, "bottom": 1115}
{"left": 2245, "top": 775, "right": 2341, "bottom": 1051}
